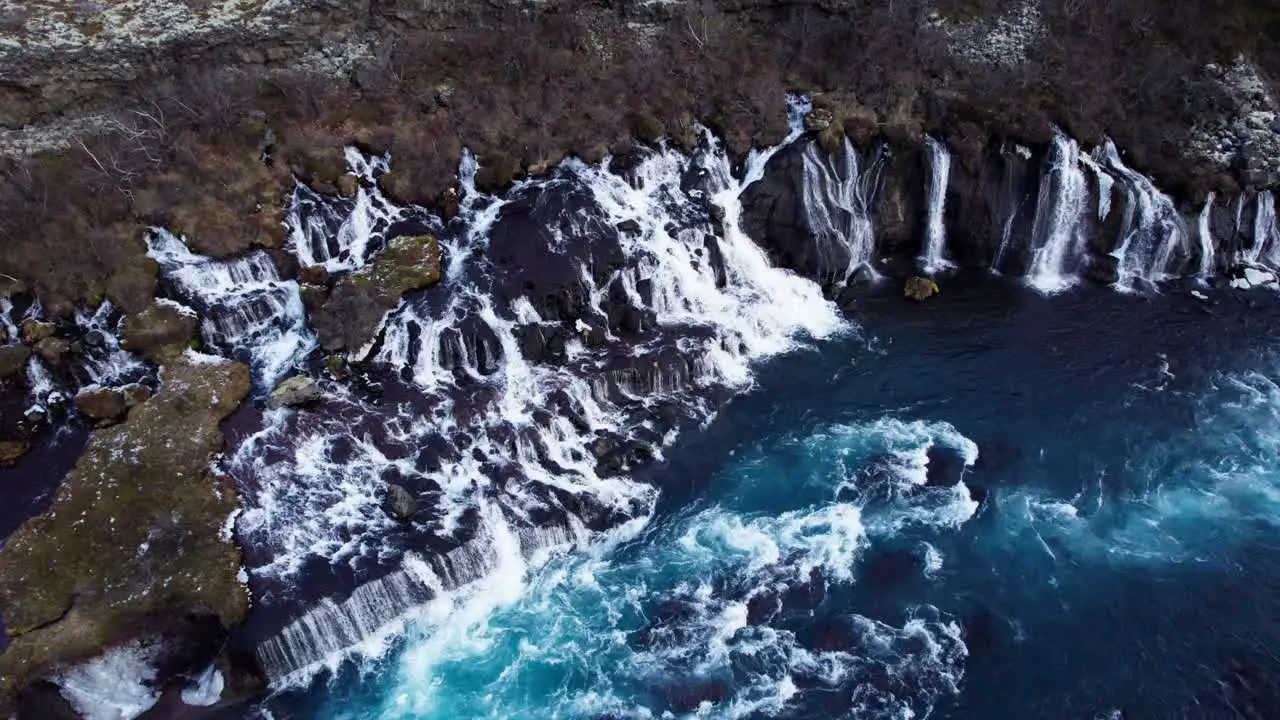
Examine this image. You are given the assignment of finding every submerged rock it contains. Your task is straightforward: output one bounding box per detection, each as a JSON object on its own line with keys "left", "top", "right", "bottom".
{"left": 904, "top": 276, "right": 939, "bottom": 301}
{"left": 73, "top": 387, "right": 127, "bottom": 423}
{"left": 382, "top": 483, "right": 417, "bottom": 522}
{"left": 0, "top": 345, "right": 30, "bottom": 378}
{"left": 311, "top": 234, "right": 444, "bottom": 353}
{"left": 121, "top": 302, "right": 197, "bottom": 360}
{"left": 0, "top": 354, "right": 251, "bottom": 707}
{"left": 267, "top": 375, "right": 322, "bottom": 409}
{"left": 0, "top": 440, "right": 28, "bottom": 466}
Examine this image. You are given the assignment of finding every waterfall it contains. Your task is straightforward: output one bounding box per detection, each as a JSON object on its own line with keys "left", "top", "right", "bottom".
{"left": 1246, "top": 192, "right": 1279, "bottom": 267}
{"left": 254, "top": 506, "right": 585, "bottom": 684}
{"left": 287, "top": 148, "right": 403, "bottom": 273}
{"left": 1099, "top": 141, "right": 1188, "bottom": 289}
{"left": 919, "top": 137, "right": 953, "bottom": 274}
{"left": 1025, "top": 133, "right": 1090, "bottom": 293}
{"left": 1197, "top": 193, "right": 1216, "bottom": 278}
{"left": 799, "top": 137, "right": 880, "bottom": 285}
{"left": 147, "top": 229, "right": 314, "bottom": 386}
{"left": 231, "top": 119, "right": 847, "bottom": 691}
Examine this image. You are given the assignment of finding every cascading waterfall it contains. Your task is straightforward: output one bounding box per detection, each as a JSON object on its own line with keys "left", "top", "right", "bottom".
{"left": 1099, "top": 141, "right": 1188, "bottom": 289}
{"left": 1246, "top": 191, "right": 1279, "bottom": 267}
{"left": 919, "top": 136, "right": 953, "bottom": 274}
{"left": 229, "top": 120, "right": 846, "bottom": 688}
{"left": 799, "top": 137, "right": 881, "bottom": 285}
{"left": 288, "top": 148, "right": 403, "bottom": 273}
{"left": 0, "top": 296, "right": 18, "bottom": 343}
{"left": 1197, "top": 192, "right": 1217, "bottom": 278}
{"left": 146, "top": 229, "right": 313, "bottom": 386}
{"left": 1025, "top": 133, "right": 1090, "bottom": 293}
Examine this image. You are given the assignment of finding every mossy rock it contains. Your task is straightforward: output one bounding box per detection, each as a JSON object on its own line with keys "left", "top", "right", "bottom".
{"left": 0, "top": 346, "right": 30, "bottom": 379}
{"left": 0, "top": 354, "right": 251, "bottom": 705}
{"left": 73, "top": 387, "right": 126, "bottom": 423}
{"left": 904, "top": 276, "right": 940, "bottom": 301}
{"left": 33, "top": 337, "right": 71, "bottom": 366}
{"left": 474, "top": 152, "right": 519, "bottom": 193}
{"left": 121, "top": 303, "right": 198, "bottom": 361}
{"left": 19, "top": 319, "right": 56, "bottom": 344}
{"left": 0, "top": 440, "right": 28, "bottom": 467}
{"left": 311, "top": 235, "right": 444, "bottom": 353}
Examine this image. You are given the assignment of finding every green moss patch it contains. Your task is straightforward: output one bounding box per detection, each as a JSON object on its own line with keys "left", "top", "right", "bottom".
{"left": 0, "top": 353, "right": 251, "bottom": 705}
{"left": 311, "top": 234, "right": 443, "bottom": 352}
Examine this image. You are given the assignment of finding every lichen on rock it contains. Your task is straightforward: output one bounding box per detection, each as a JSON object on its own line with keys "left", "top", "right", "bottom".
{"left": 311, "top": 234, "right": 444, "bottom": 353}
{"left": 0, "top": 353, "right": 252, "bottom": 707}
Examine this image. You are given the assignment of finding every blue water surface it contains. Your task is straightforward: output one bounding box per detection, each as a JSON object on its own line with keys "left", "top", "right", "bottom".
{"left": 284, "top": 275, "right": 1280, "bottom": 719}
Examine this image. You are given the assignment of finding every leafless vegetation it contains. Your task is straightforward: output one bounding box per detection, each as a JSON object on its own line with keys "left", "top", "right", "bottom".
{"left": 2, "top": 0, "right": 1277, "bottom": 311}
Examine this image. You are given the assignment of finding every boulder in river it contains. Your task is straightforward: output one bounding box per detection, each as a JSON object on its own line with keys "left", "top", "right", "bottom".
{"left": 382, "top": 484, "right": 417, "bottom": 522}
{"left": 267, "top": 375, "right": 322, "bottom": 409}
{"left": 311, "top": 234, "right": 444, "bottom": 353}
{"left": 0, "top": 345, "right": 30, "bottom": 378}
{"left": 121, "top": 302, "right": 197, "bottom": 360}
{"left": 120, "top": 383, "right": 153, "bottom": 409}
{"left": 19, "top": 319, "right": 56, "bottom": 344}
{"left": 73, "top": 387, "right": 127, "bottom": 424}
{"left": 904, "top": 276, "right": 939, "bottom": 301}
{"left": 33, "top": 337, "right": 71, "bottom": 366}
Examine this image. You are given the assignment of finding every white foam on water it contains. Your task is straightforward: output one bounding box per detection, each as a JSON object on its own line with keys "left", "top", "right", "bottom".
{"left": 681, "top": 503, "right": 867, "bottom": 584}
{"left": 56, "top": 643, "right": 159, "bottom": 720}
{"left": 234, "top": 120, "right": 850, "bottom": 691}
{"left": 74, "top": 301, "right": 149, "bottom": 387}
{"left": 180, "top": 663, "right": 225, "bottom": 707}
{"left": 798, "top": 136, "right": 881, "bottom": 286}
{"left": 147, "top": 228, "right": 314, "bottom": 387}
{"left": 1000, "top": 364, "right": 1280, "bottom": 567}
{"left": 357, "top": 497, "right": 963, "bottom": 720}
{"left": 919, "top": 136, "right": 954, "bottom": 275}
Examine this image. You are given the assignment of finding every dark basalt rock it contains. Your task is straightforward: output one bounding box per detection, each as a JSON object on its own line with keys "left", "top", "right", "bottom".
{"left": 382, "top": 483, "right": 418, "bottom": 522}
{"left": 1083, "top": 254, "right": 1121, "bottom": 286}
{"left": 924, "top": 444, "right": 968, "bottom": 488}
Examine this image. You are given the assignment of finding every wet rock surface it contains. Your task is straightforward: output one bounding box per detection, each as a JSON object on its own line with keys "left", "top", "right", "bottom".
{"left": 121, "top": 302, "right": 197, "bottom": 360}
{"left": 267, "top": 375, "right": 322, "bottom": 409}
{"left": 72, "top": 387, "right": 126, "bottom": 423}
{"left": 311, "top": 234, "right": 443, "bottom": 353}
{"left": 0, "top": 353, "right": 251, "bottom": 707}
{"left": 381, "top": 484, "right": 417, "bottom": 522}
